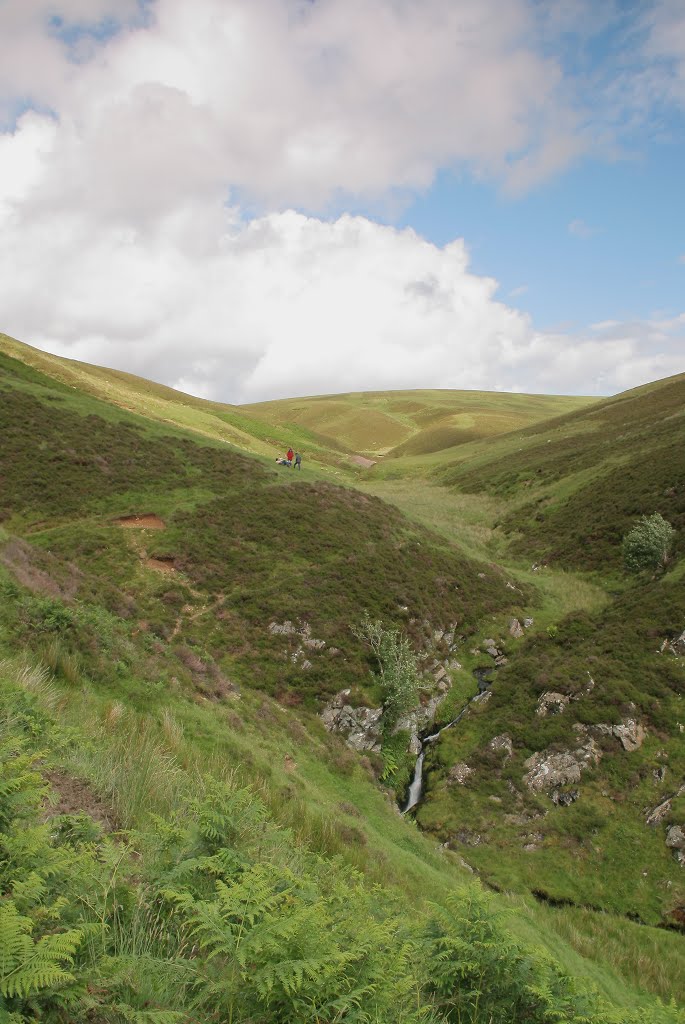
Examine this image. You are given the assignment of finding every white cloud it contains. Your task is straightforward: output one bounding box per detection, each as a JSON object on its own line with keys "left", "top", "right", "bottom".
{"left": 0, "top": 0, "right": 586, "bottom": 214}
{"left": 0, "top": 0, "right": 683, "bottom": 405}
{"left": 1, "top": 196, "right": 682, "bottom": 402}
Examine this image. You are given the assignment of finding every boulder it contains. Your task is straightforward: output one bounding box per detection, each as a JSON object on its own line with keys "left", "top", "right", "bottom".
{"left": 269, "top": 620, "right": 297, "bottom": 635}
{"left": 665, "top": 825, "right": 685, "bottom": 850}
{"left": 593, "top": 718, "right": 647, "bottom": 752}
{"left": 321, "top": 694, "right": 383, "bottom": 753}
{"left": 509, "top": 618, "right": 524, "bottom": 638}
{"left": 523, "top": 737, "right": 601, "bottom": 794}
{"left": 646, "top": 798, "right": 672, "bottom": 826}
{"left": 552, "top": 789, "right": 579, "bottom": 807}
{"left": 536, "top": 692, "right": 569, "bottom": 717}
{"left": 523, "top": 617, "right": 534, "bottom": 629}
{"left": 447, "top": 762, "right": 474, "bottom": 785}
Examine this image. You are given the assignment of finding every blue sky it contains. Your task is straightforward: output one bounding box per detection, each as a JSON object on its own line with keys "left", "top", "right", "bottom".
{"left": 0, "top": 0, "right": 683, "bottom": 402}
{"left": 399, "top": 140, "right": 685, "bottom": 330}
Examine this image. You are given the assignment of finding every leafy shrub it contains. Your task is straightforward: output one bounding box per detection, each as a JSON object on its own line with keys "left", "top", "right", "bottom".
{"left": 622, "top": 512, "right": 675, "bottom": 573}
{"left": 352, "top": 614, "right": 420, "bottom": 734}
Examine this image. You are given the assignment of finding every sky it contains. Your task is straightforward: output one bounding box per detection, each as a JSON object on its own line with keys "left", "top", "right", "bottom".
{"left": 0, "top": 0, "right": 683, "bottom": 404}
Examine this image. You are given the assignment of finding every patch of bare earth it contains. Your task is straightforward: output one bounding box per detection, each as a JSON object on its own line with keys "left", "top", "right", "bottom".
{"left": 350, "top": 455, "right": 376, "bottom": 468}
{"left": 115, "top": 513, "right": 166, "bottom": 530}
{"left": 41, "top": 769, "right": 119, "bottom": 832}
{"left": 146, "top": 555, "right": 176, "bottom": 574}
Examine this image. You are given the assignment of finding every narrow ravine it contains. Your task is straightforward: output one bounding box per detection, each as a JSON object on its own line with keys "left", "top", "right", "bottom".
{"left": 401, "top": 668, "right": 494, "bottom": 814}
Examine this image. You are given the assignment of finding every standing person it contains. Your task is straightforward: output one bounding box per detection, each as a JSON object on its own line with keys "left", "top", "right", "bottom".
{"left": 294, "top": 451, "right": 302, "bottom": 471}
{"left": 286, "top": 446, "right": 294, "bottom": 465}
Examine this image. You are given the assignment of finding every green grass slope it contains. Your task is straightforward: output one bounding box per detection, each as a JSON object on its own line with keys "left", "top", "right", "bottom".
{"left": 0, "top": 348, "right": 523, "bottom": 711}
{"left": 352, "top": 373, "right": 685, "bottom": 936}
{"left": 0, "top": 334, "right": 356, "bottom": 470}
{"left": 437, "top": 371, "right": 685, "bottom": 572}
{"left": 243, "top": 387, "right": 595, "bottom": 458}
{"left": 1, "top": 339, "right": 684, "bottom": 1018}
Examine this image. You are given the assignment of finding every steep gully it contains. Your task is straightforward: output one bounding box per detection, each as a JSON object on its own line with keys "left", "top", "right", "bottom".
{"left": 401, "top": 667, "right": 494, "bottom": 813}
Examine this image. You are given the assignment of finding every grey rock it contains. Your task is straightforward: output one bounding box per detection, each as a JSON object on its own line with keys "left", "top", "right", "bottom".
{"left": 536, "top": 692, "right": 570, "bottom": 717}
{"left": 523, "top": 738, "right": 602, "bottom": 794}
{"left": 593, "top": 718, "right": 647, "bottom": 752}
{"left": 665, "top": 825, "right": 685, "bottom": 850}
{"left": 646, "top": 798, "right": 672, "bottom": 826}
{"left": 552, "top": 789, "right": 579, "bottom": 806}
{"left": 482, "top": 638, "right": 495, "bottom": 648}
{"left": 303, "top": 637, "right": 326, "bottom": 650}
{"left": 494, "top": 655, "right": 509, "bottom": 666}
{"left": 523, "top": 618, "right": 534, "bottom": 629}
{"left": 269, "top": 620, "right": 297, "bottom": 635}
{"left": 447, "top": 762, "right": 474, "bottom": 785}
{"left": 486, "top": 646, "right": 499, "bottom": 659}
{"left": 434, "top": 666, "right": 447, "bottom": 683}
{"left": 321, "top": 695, "right": 383, "bottom": 753}
{"left": 509, "top": 618, "right": 524, "bottom": 638}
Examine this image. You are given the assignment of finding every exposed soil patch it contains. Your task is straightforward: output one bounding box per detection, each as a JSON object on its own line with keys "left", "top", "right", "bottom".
{"left": 146, "top": 555, "right": 176, "bottom": 574}
{"left": 115, "top": 513, "right": 166, "bottom": 530}
{"left": 41, "top": 769, "right": 119, "bottom": 832}
{"left": 350, "top": 455, "right": 376, "bottom": 468}
{"left": 0, "top": 537, "right": 82, "bottom": 600}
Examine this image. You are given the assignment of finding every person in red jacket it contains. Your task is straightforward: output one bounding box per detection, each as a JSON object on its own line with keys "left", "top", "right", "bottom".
{"left": 286, "top": 447, "right": 294, "bottom": 465}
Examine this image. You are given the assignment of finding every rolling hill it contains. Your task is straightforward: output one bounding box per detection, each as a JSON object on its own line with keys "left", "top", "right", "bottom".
{"left": 1, "top": 333, "right": 684, "bottom": 1023}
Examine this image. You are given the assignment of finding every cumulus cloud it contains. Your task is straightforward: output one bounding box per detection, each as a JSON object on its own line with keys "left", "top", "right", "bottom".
{"left": 0, "top": 0, "right": 586, "bottom": 214}
{"left": 0, "top": 0, "right": 683, "bottom": 403}
{"left": 2, "top": 195, "right": 682, "bottom": 402}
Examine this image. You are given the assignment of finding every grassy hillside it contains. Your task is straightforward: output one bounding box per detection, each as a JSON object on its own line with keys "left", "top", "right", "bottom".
{"left": 437, "top": 371, "right": 685, "bottom": 572}
{"left": 1, "top": 338, "right": 684, "bottom": 1020}
{"left": 243, "top": 387, "right": 595, "bottom": 458}
{"left": 348, "top": 373, "right": 685, "bottom": 938}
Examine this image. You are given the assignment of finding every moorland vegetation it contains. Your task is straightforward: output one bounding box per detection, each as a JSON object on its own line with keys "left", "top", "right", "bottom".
{"left": 1, "top": 337, "right": 684, "bottom": 1022}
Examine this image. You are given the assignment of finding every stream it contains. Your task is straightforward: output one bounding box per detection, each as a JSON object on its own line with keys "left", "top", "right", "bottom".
{"left": 401, "top": 667, "right": 494, "bottom": 814}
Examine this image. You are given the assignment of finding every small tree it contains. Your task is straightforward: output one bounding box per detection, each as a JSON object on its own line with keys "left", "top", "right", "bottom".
{"left": 352, "top": 613, "right": 421, "bottom": 734}
{"left": 622, "top": 512, "right": 675, "bottom": 573}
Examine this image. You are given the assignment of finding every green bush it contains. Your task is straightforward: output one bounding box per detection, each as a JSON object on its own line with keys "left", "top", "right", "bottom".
{"left": 622, "top": 513, "right": 675, "bottom": 573}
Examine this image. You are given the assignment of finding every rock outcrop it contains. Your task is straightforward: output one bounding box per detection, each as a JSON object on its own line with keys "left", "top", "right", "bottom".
{"left": 447, "top": 762, "right": 474, "bottom": 785}
{"left": 523, "top": 736, "right": 602, "bottom": 794}
{"left": 320, "top": 691, "right": 383, "bottom": 753}
{"left": 592, "top": 718, "right": 647, "bottom": 752}
{"left": 536, "top": 692, "right": 569, "bottom": 717}
{"left": 665, "top": 825, "right": 685, "bottom": 866}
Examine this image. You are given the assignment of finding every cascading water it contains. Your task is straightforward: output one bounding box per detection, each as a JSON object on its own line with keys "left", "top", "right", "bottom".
{"left": 400, "top": 668, "right": 495, "bottom": 814}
